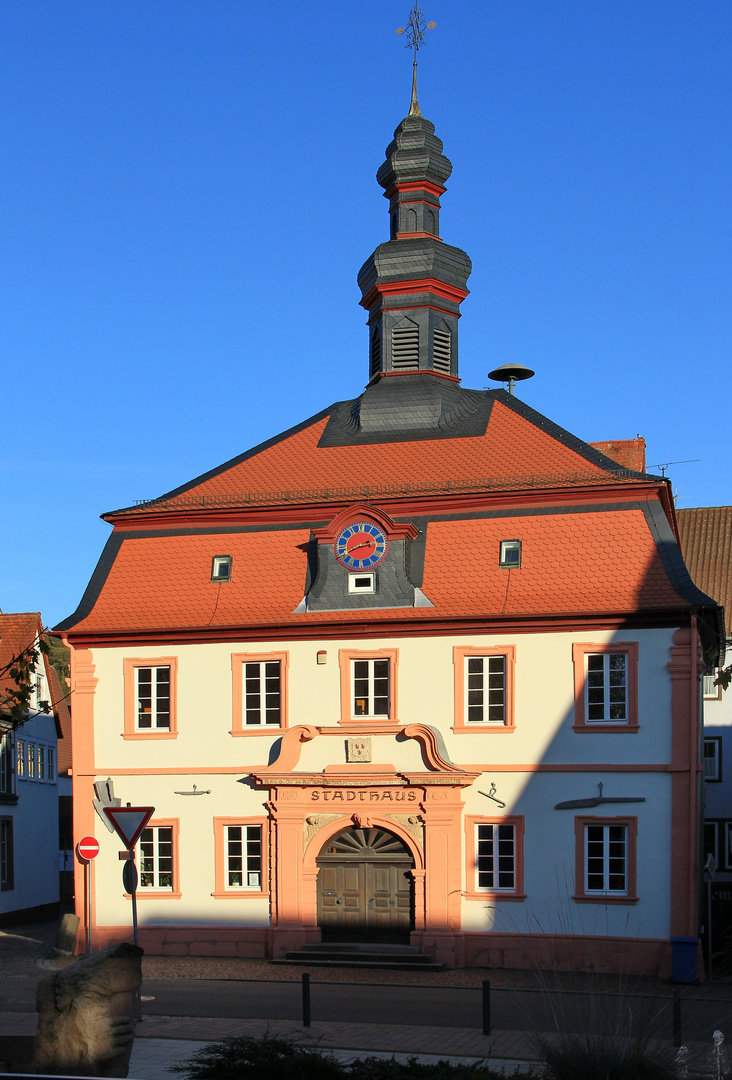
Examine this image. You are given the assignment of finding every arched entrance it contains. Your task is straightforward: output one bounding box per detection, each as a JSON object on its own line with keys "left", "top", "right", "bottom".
{"left": 316, "top": 826, "right": 415, "bottom": 943}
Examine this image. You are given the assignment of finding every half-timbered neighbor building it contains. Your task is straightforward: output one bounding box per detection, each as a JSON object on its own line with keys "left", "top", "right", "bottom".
{"left": 56, "top": 90, "right": 723, "bottom": 976}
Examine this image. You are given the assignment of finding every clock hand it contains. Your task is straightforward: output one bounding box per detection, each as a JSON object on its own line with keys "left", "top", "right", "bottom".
{"left": 347, "top": 540, "right": 376, "bottom": 553}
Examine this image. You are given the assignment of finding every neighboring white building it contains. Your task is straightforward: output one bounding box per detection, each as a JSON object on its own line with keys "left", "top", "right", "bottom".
{"left": 57, "top": 96, "right": 723, "bottom": 977}
{"left": 0, "top": 613, "right": 62, "bottom": 924}
{"left": 677, "top": 507, "right": 732, "bottom": 881}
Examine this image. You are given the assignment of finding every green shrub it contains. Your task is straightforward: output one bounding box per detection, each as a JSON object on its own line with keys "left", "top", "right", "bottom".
{"left": 169, "top": 1033, "right": 344, "bottom": 1080}
{"left": 537, "top": 1032, "right": 678, "bottom": 1080}
{"left": 170, "top": 1035, "right": 525, "bottom": 1080}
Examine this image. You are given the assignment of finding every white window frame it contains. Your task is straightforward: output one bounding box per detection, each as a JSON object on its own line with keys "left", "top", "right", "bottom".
{"left": 135, "top": 666, "right": 172, "bottom": 731}
{"left": 47, "top": 747, "right": 55, "bottom": 782}
{"left": 139, "top": 825, "right": 174, "bottom": 890}
{"left": 499, "top": 539, "right": 521, "bottom": 568}
{"left": 37, "top": 744, "right": 45, "bottom": 782}
{"left": 465, "top": 655, "right": 507, "bottom": 724}
{"left": 704, "top": 737, "right": 722, "bottom": 782}
{"left": 0, "top": 733, "right": 15, "bottom": 797}
{"left": 224, "top": 824, "right": 263, "bottom": 891}
{"left": 211, "top": 555, "right": 232, "bottom": 582}
{"left": 704, "top": 670, "right": 721, "bottom": 700}
{"left": 475, "top": 822, "right": 516, "bottom": 892}
{"left": 705, "top": 821, "right": 719, "bottom": 868}
{"left": 16, "top": 739, "right": 25, "bottom": 780}
{"left": 584, "top": 823, "right": 628, "bottom": 896}
{"left": 26, "top": 741, "right": 36, "bottom": 780}
{"left": 351, "top": 658, "right": 390, "bottom": 718}
{"left": 348, "top": 572, "right": 376, "bottom": 594}
{"left": 243, "top": 661, "right": 282, "bottom": 727}
{"left": 585, "top": 652, "right": 629, "bottom": 723}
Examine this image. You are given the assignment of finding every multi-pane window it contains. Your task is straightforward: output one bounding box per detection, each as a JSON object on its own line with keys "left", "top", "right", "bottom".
{"left": 37, "top": 745, "right": 45, "bottom": 781}
{"left": 476, "top": 823, "right": 515, "bottom": 891}
{"left": 352, "top": 659, "right": 389, "bottom": 717}
{"left": 585, "top": 824, "right": 628, "bottom": 895}
{"left": 704, "top": 738, "right": 722, "bottom": 782}
{"left": 16, "top": 740, "right": 25, "bottom": 780}
{"left": 224, "top": 825, "right": 262, "bottom": 889}
{"left": 704, "top": 822, "right": 719, "bottom": 868}
{"left": 0, "top": 733, "right": 14, "bottom": 796}
{"left": 704, "top": 670, "right": 721, "bottom": 699}
{"left": 139, "top": 826, "right": 174, "bottom": 889}
{"left": 47, "top": 748, "right": 55, "bottom": 782}
{"left": 466, "top": 656, "right": 507, "bottom": 724}
{"left": 27, "top": 742, "right": 35, "bottom": 779}
{"left": 136, "top": 666, "right": 171, "bottom": 730}
{"left": 0, "top": 818, "right": 13, "bottom": 890}
{"left": 244, "top": 662, "right": 281, "bottom": 726}
{"left": 586, "top": 653, "right": 628, "bottom": 722}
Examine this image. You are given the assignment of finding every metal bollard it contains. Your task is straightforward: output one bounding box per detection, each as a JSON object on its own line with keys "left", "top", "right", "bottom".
{"left": 482, "top": 979, "right": 491, "bottom": 1036}
{"left": 672, "top": 989, "right": 682, "bottom": 1048}
{"left": 302, "top": 972, "right": 311, "bottom": 1028}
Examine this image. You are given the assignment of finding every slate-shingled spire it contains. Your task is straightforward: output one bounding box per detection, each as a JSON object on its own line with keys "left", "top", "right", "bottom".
{"left": 357, "top": 105, "right": 472, "bottom": 384}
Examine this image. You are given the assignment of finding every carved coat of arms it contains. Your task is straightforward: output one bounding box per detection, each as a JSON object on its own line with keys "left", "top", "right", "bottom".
{"left": 346, "top": 736, "right": 372, "bottom": 763}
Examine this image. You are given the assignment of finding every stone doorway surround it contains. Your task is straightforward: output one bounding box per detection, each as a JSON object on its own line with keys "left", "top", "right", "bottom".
{"left": 251, "top": 724, "right": 478, "bottom": 968}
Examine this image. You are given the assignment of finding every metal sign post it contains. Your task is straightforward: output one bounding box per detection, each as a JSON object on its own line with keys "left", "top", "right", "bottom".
{"left": 706, "top": 853, "right": 716, "bottom": 980}
{"left": 103, "top": 806, "right": 154, "bottom": 948}
{"left": 104, "top": 807, "right": 154, "bottom": 1024}
{"left": 76, "top": 836, "right": 100, "bottom": 954}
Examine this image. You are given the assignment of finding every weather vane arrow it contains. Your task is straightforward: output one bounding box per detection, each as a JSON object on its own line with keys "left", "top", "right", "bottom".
{"left": 396, "top": 3, "right": 436, "bottom": 117}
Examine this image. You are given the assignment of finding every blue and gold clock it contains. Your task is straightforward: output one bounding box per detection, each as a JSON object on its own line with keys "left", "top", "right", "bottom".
{"left": 335, "top": 521, "right": 388, "bottom": 570}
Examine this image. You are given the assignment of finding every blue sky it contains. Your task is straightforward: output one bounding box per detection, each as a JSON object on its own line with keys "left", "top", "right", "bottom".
{"left": 2, "top": 1, "right": 730, "bottom": 628}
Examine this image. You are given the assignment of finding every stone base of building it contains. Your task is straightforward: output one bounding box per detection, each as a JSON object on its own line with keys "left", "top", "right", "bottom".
{"left": 82, "top": 924, "right": 675, "bottom": 978}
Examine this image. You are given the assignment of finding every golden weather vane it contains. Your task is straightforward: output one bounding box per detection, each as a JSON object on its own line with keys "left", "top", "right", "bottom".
{"left": 396, "top": 3, "right": 436, "bottom": 117}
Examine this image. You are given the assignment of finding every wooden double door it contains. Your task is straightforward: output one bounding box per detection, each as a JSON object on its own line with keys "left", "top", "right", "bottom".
{"left": 316, "top": 827, "right": 414, "bottom": 943}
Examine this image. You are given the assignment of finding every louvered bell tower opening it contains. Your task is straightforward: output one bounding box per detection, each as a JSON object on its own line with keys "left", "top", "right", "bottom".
{"left": 391, "top": 321, "right": 420, "bottom": 370}
{"left": 433, "top": 325, "right": 452, "bottom": 374}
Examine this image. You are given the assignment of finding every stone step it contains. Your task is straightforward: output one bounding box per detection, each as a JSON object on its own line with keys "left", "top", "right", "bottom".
{"left": 271, "top": 955, "right": 445, "bottom": 970}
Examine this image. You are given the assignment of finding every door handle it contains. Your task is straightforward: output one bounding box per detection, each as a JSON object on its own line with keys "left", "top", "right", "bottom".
{"left": 335, "top": 898, "right": 344, "bottom": 904}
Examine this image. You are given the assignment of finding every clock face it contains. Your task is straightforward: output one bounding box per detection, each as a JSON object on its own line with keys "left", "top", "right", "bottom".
{"left": 335, "top": 521, "right": 388, "bottom": 570}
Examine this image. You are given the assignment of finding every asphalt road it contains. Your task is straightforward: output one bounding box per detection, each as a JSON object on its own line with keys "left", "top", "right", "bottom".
{"left": 5, "top": 973, "right": 732, "bottom": 1045}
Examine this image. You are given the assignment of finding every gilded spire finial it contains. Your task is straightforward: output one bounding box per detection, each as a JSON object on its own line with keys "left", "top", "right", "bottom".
{"left": 395, "top": 3, "right": 436, "bottom": 117}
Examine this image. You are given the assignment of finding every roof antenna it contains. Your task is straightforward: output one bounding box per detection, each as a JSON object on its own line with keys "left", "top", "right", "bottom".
{"left": 396, "top": 3, "right": 436, "bottom": 117}
{"left": 487, "top": 363, "right": 536, "bottom": 396}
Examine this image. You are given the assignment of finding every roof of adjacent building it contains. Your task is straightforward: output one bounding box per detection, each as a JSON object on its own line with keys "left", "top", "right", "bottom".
{"left": 677, "top": 506, "right": 732, "bottom": 627}
{"left": 0, "top": 612, "right": 64, "bottom": 738}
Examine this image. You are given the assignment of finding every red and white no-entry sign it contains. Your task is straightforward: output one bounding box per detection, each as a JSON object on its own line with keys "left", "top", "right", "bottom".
{"left": 77, "top": 835, "right": 100, "bottom": 861}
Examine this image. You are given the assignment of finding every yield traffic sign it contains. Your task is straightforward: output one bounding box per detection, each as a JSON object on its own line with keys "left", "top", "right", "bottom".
{"left": 104, "top": 806, "right": 155, "bottom": 850}
{"left": 77, "top": 835, "right": 100, "bottom": 861}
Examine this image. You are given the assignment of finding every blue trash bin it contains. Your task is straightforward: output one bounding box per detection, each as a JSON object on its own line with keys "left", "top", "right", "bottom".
{"left": 670, "top": 936, "right": 698, "bottom": 983}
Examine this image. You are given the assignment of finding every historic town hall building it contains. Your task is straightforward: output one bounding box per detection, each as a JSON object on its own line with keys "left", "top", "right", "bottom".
{"left": 57, "top": 80, "right": 722, "bottom": 976}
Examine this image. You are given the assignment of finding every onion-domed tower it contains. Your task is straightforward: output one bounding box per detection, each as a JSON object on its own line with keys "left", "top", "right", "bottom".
{"left": 357, "top": 62, "right": 471, "bottom": 384}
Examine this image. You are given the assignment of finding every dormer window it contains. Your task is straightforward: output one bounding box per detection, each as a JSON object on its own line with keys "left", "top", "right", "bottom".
{"left": 211, "top": 556, "right": 232, "bottom": 582}
{"left": 499, "top": 540, "right": 521, "bottom": 568}
{"left": 348, "top": 572, "right": 376, "bottom": 594}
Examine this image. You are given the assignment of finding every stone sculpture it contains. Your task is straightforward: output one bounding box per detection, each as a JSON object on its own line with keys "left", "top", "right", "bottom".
{"left": 34, "top": 942, "right": 143, "bottom": 1077}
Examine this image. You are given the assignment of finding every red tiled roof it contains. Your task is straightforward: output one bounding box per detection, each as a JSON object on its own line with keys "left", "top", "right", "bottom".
{"left": 677, "top": 507, "right": 732, "bottom": 622}
{"left": 124, "top": 401, "right": 635, "bottom": 514}
{"left": 0, "top": 613, "right": 67, "bottom": 738}
{"left": 0, "top": 612, "right": 43, "bottom": 704}
{"left": 63, "top": 509, "right": 691, "bottom": 635}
